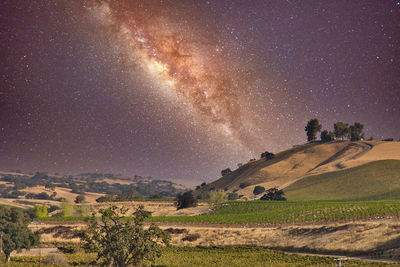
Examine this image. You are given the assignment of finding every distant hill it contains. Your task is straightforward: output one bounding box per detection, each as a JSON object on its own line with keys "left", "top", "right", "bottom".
{"left": 196, "top": 141, "right": 400, "bottom": 200}
{"left": 0, "top": 171, "right": 187, "bottom": 207}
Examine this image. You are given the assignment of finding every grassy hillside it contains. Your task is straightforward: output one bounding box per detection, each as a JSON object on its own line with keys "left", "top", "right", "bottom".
{"left": 285, "top": 160, "right": 400, "bottom": 201}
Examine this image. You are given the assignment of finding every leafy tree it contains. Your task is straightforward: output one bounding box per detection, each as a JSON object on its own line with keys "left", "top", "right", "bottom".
{"left": 208, "top": 190, "right": 226, "bottom": 207}
{"left": 0, "top": 206, "right": 39, "bottom": 262}
{"left": 175, "top": 191, "right": 198, "bottom": 210}
{"left": 82, "top": 206, "right": 170, "bottom": 267}
{"left": 349, "top": 122, "right": 364, "bottom": 141}
{"left": 221, "top": 168, "right": 232, "bottom": 176}
{"left": 320, "top": 130, "right": 335, "bottom": 142}
{"left": 60, "top": 199, "right": 73, "bottom": 217}
{"left": 74, "top": 195, "right": 85, "bottom": 203}
{"left": 253, "top": 186, "right": 265, "bottom": 195}
{"left": 334, "top": 122, "right": 349, "bottom": 140}
{"left": 305, "top": 119, "right": 322, "bottom": 142}
{"left": 260, "top": 187, "right": 286, "bottom": 201}
{"left": 239, "top": 182, "right": 251, "bottom": 189}
{"left": 34, "top": 205, "right": 48, "bottom": 218}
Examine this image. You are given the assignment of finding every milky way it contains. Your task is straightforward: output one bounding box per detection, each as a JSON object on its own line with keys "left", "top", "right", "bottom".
{"left": 86, "top": 0, "right": 263, "bottom": 150}
{"left": 0, "top": 0, "right": 399, "bottom": 184}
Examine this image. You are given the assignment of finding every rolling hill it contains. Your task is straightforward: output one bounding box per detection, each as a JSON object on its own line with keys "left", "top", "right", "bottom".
{"left": 197, "top": 141, "right": 400, "bottom": 200}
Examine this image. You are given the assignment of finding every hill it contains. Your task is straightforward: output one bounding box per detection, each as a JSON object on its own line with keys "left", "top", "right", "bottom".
{"left": 197, "top": 141, "right": 400, "bottom": 200}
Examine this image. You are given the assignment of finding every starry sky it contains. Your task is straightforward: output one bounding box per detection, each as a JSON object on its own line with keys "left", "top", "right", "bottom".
{"left": 1, "top": 0, "right": 399, "bottom": 185}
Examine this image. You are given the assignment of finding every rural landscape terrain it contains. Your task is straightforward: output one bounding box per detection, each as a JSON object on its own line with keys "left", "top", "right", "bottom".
{"left": 1, "top": 136, "right": 400, "bottom": 266}
{"left": 1, "top": 0, "right": 399, "bottom": 266}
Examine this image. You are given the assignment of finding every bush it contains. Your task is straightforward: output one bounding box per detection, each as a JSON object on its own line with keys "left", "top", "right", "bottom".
{"left": 261, "top": 152, "right": 274, "bottom": 160}
{"left": 57, "top": 245, "right": 77, "bottom": 254}
{"left": 253, "top": 186, "right": 265, "bottom": 195}
{"left": 260, "top": 187, "right": 286, "bottom": 201}
{"left": 175, "top": 191, "right": 198, "bottom": 210}
{"left": 60, "top": 199, "right": 73, "bottom": 217}
{"left": 221, "top": 168, "right": 232, "bottom": 176}
{"left": 208, "top": 190, "right": 226, "bottom": 207}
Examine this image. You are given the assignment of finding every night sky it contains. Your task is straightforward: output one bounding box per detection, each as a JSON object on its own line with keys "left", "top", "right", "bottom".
{"left": 1, "top": 1, "right": 399, "bottom": 184}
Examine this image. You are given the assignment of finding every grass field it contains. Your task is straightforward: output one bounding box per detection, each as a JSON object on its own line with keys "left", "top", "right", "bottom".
{"left": 285, "top": 160, "right": 400, "bottom": 201}
{"left": 6, "top": 247, "right": 398, "bottom": 266}
{"left": 146, "top": 200, "right": 400, "bottom": 225}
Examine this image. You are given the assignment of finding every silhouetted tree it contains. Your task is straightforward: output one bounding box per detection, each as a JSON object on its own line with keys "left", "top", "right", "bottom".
{"left": 261, "top": 151, "right": 275, "bottom": 160}
{"left": 334, "top": 122, "right": 349, "bottom": 140}
{"left": 349, "top": 122, "right": 364, "bottom": 141}
{"left": 260, "top": 187, "right": 286, "bottom": 201}
{"left": 221, "top": 168, "right": 232, "bottom": 176}
{"left": 175, "top": 191, "right": 197, "bottom": 210}
{"left": 305, "top": 119, "right": 322, "bottom": 142}
{"left": 321, "top": 130, "right": 335, "bottom": 142}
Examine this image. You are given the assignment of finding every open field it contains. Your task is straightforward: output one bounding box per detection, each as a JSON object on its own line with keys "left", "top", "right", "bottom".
{"left": 7, "top": 247, "right": 400, "bottom": 266}
{"left": 285, "top": 160, "right": 400, "bottom": 201}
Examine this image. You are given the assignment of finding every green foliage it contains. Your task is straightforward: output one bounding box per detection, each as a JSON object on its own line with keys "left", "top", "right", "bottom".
{"left": 74, "top": 195, "right": 85, "bottom": 203}
{"left": 349, "top": 122, "right": 364, "bottom": 141}
{"left": 305, "top": 118, "right": 322, "bottom": 142}
{"left": 148, "top": 200, "right": 400, "bottom": 225}
{"left": 320, "top": 130, "right": 335, "bottom": 142}
{"left": 260, "top": 187, "right": 286, "bottom": 201}
{"left": 334, "top": 121, "right": 349, "bottom": 140}
{"left": 0, "top": 205, "right": 39, "bottom": 261}
{"left": 285, "top": 160, "right": 400, "bottom": 201}
{"left": 253, "top": 186, "right": 265, "bottom": 195}
{"left": 74, "top": 205, "right": 87, "bottom": 217}
{"left": 60, "top": 199, "right": 73, "bottom": 217}
{"left": 82, "top": 205, "right": 170, "bottom": 267}
{"left": 33, "top": 205, "right": 48, "bottom": 218}
{"left": 208, "top": 190, "right": 227, "bottom": 207}
{"left": 175, "top": 191, "right": 198, "bottom": 210}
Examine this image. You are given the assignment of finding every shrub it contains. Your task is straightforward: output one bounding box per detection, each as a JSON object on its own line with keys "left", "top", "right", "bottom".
{"left": 260, "top": 187, "right": 286, "bottom": 201}
{"left": 175, "top": 191, "right": 198, "bottom": 210}
{"left": 221, "top": 168, "right": 232, "bottom": 176}
{"left": 253, "top": 186, "right": 265, "bottom": 195}
{"left": 261, "top": 152, "right": 275, "bottom": 159}
{"left": 60, "top": 199, "right": 73, "bottom": 217}
{"left": 208, "top": 190, "right": 226, "bottom": 207}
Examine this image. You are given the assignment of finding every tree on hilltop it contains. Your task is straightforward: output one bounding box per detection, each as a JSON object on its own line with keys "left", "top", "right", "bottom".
{"left": 349, "top": 122, "right": 364, "bottom": 141}
{"left": 305, "top": 119, "right": 322, "bottom": 142}
{"left": 334, "top": 122, "right": 349, "bottom": 140}
{"left": 321, "top": 130, "right": 335, "bottom": 142}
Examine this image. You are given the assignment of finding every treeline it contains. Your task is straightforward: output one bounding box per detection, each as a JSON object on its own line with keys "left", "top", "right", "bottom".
{"left": 305, "top": 119, "right": 366, "bottom": 142}
{"left": 0, "top": 172, "right": 184, "bottom": 200}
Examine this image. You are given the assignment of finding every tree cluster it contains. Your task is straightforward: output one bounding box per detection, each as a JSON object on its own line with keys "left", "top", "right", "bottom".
{"left": 260, "top": 187, "right": 286, "bottom": 201}
{"left": 305, "top": 119, "right": 365, "bottom": 142}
